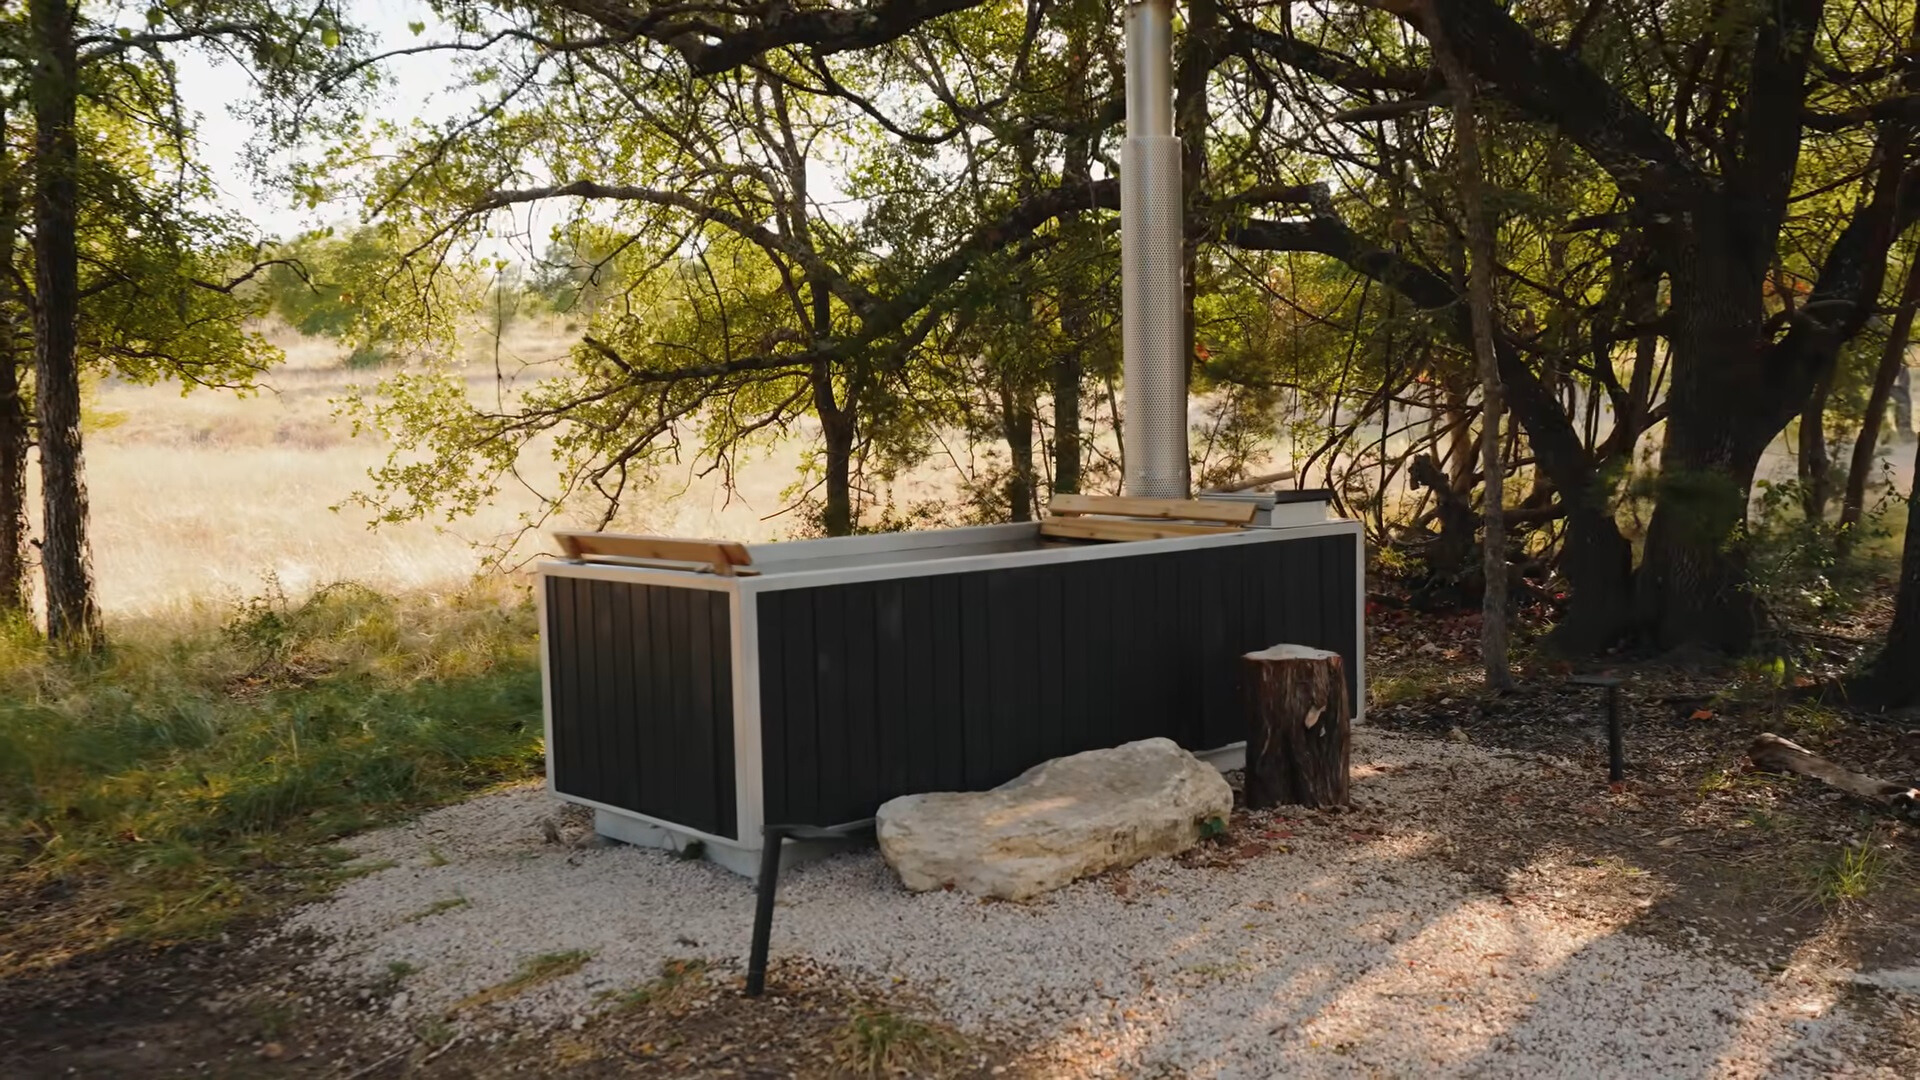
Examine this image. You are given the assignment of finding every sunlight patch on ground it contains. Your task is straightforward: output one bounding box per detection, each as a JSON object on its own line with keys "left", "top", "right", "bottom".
{"left": 279, "top": 731, "right": 1881, "bottom": 1077}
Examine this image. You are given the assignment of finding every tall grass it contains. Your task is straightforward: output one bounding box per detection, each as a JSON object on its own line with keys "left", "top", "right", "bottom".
{"left": 0, "top": 579, "right": 543, "bottom": 970}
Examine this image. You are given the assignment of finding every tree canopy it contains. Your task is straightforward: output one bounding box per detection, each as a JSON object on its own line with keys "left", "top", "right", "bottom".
{"left": 311, "top": 0, "right": 1920, "bottom": 665}
{"left": 5, "top": 0, "right": 1920, "bottom": 682}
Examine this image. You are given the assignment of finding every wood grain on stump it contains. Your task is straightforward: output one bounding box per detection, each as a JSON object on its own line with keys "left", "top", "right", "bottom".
{"left": 1243, "top": 644, "right": 1351, "bottom": 809}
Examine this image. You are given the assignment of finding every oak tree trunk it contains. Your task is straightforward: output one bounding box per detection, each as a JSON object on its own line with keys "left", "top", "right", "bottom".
{"left": 1243, "top": 645, "right": 1351, "bottom": 809}
{"left": 0, "top": 109, "right": 30, "bottom": 618}
{"left": 1841, "top": 256, "right": 1920, "bottom": 543}
{"left": 816, "top": 383, "right": 855, "bottom": 537}
{"left": 810, "top": 283, "right": 856, "bottom": 537}
{"left": 1853, "top": 428, "right": 1920, "bottom": 706}
{"left": 1430, "top": 14, "right": 1510, "bottom": 688}
{"left": 1001, "top": 380, "right": 1036, "bottom": 521}
{"left": 1053, "top": 309, "right": 1085, "bottom": 496}
{"left": 1175, "top": 0, "right": 1215, "bottom": 435}
{"left": 30, "top": 0, "right": 101, "bottom": 651}
{"left": 1633, "top": 215, "right": 1777, "bottom": 653}
{"left": 1053, "top": 102, "right": 1092, "bottom": 497}
{"left": 1798, "top": 368, "right": 1834, "bottom": 520}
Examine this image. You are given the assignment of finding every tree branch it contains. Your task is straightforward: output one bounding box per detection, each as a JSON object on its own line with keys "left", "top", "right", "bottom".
{"left": 551, "top": 0, "right": 983, "bottom": 76}
{"left": 1384, "top": 0, "right": 1709, "bottom": 206}
{"left": 471, "top": 179, "right": 879, "bottom": 315}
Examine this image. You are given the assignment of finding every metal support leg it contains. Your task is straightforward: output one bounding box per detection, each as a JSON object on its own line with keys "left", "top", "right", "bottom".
{"left": 745, "top": 820, "right": 875, "bottom": 998}
{"left": 1606, "top": 683, "right": 1625, "bottom": 784}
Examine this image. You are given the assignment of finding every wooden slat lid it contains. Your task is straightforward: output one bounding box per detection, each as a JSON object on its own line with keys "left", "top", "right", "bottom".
{"left": 553, "top": 531, "right": 753, "bottom": 575}
{"left": 1047, "top": 493, "right": 1257, "bottom": 525}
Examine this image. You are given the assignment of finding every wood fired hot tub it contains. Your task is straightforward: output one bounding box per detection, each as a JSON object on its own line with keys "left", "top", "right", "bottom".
{"left": 537, "top": 497, "right": 1364, "bottom": 873}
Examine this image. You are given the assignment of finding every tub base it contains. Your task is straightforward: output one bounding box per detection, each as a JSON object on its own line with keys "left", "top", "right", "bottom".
{"left": 592, "top": 808, "right": 870, "bottom": 879}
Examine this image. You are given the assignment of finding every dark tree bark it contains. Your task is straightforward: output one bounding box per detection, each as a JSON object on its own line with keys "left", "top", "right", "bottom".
{"left": 807, "top": 273, "right": 857, "bottom": 537}
{"left": 0, "top": 109, "right": 30, "bottom": 619}
{"left": 1798, "top": 368, "right": 1835, "bottom": 520}
{"left": 1053, "top": 299, "right": 1086, "bottom": 496}
{"left": 1406, "top": 0, "right": 1903, "bottom": 653}
{"left": 29, "top": 0, "right": 102, "bottom": 651}
{"left": 1000, "top": 378, "right": 1036, "bottom": 521}
{"left": 553, "top": 0, "right": 980, "bottom": 76}
{"left": 815, "top": 377, "right": 856, "bottom": 537}
{"left": 1853, "top": 429, "right": 1920, "bottom": 706}
{"left": 1176, "top": 0, "right": 1217, "bottom": 417}
{"left": 1841, "top": 256, "right": 1920, "bottom": 542}
{"left": 1242, "top": 645, "right": 1351, "bottom": 809}
{"left": 1052, "top": 52, "right": 1094, "bottom": 499}
{"left": 1230, "top": 210, "right": 1637, "bottom": 652}
{"left": 1408, "top": 454, "right": 1475, "bottom": 581}
{"left": 1428, "top": 9, "right": 1510, "bottom": 688}
{"left": 769, "top": 79, "right": 859, "bottom": 539}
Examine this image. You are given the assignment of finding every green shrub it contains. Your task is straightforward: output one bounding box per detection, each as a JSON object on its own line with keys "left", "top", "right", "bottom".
{"left": 0, "top": 579, "right": 543, "bottom": 962}
{"left": 1746, "top": 477, "right": 1893, "bottom": 630}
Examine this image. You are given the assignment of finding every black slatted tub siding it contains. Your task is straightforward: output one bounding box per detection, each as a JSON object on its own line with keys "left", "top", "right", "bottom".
{"left": 756, "top": 531, "right": 1358, "bottom": 829}
{"left": 545, "top": 576, "right": 738, "bottom": 839}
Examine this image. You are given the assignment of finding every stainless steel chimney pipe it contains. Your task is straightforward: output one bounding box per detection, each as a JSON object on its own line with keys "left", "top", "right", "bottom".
{"left": 1121, "top": 0, "right": 1188, "bottom": 498}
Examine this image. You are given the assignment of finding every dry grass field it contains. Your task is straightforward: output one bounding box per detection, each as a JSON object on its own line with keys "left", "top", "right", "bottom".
{"left": 75, "top": 319, "right": 953, "bottom": 615}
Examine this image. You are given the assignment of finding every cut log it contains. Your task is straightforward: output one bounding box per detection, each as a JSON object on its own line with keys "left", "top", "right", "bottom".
{"left": 1243, "top": 644, "right": 1351, "bottom": 809}
{"left": 1746, "top": 733, "right": 1920, "bottom": 819}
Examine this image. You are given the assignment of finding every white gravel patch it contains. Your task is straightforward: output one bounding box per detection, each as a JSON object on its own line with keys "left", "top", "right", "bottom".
{"left": 282, "top": 731, "right": 1888, "bottom": 1076}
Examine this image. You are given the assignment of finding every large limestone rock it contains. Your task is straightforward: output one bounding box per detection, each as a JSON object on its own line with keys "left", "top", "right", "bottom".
{"left": 875, "top": 737, "right": 1234, "bottom": 901}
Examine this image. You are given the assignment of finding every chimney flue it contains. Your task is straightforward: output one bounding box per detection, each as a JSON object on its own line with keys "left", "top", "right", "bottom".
{"left": 1120, "top": 0, "right": 1188, "bottom": 498}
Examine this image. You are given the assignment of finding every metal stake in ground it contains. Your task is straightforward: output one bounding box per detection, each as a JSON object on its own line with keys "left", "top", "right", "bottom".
{"left": 1242, "top": 644, "right": 1352, "bottom": 808}
{"left": 1568, "top": 674, "right": 1625, "bottom": 783}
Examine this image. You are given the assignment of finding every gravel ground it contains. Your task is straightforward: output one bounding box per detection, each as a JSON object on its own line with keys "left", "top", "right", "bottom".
{"left": 282, "top": 731, "right": 1892, "bottom": 1077}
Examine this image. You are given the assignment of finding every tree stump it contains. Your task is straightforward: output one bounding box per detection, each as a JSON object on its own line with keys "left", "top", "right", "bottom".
{"left": 1243, "top": 645, "right": 1351, "bottom": 809}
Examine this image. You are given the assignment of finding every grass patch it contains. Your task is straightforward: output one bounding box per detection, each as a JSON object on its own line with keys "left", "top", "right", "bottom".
{"left": 402, "top": 896, "right": 471, "bottom": 924}
{"left": 456, "top": 950, "right": 592, "bottom": 1013}
{"left": 1805, "top": 845, "right": 1889, "bottom": 908}
{"left": 1786, "top": 703, "right": 1846, "bottom": 739}
{"left": 249, "top": 995, "right": 300, "bottom": 1041}
{"left": 602, "top": 957, "right": 709, "bottom": 1012}
{"left": 0, "top": 578, "right": 543, "bottom": 973}
{"left": 832, "top": 1007, "right": 963, "bottom": 1079}
{"left": 1697, "top": 769, "right": 1737, "bottom": 796}
{"left": 1369, "top": 672, "right": 1437, "bottom": 708}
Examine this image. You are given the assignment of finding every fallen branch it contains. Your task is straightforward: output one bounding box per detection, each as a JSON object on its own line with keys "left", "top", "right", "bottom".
{"left": 1746, "top": 733, "right": 1920, "bottom": 819}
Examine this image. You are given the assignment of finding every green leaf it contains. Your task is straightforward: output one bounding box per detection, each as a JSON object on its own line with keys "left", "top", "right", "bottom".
{"left": 321, "top": 26, "right": 340, "bottom": 48}
{"left": 145, "top": 7, "right": 164, "bottom": 27}
{"left": 409, "top": 21, "right": 426, "bottom": 36}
